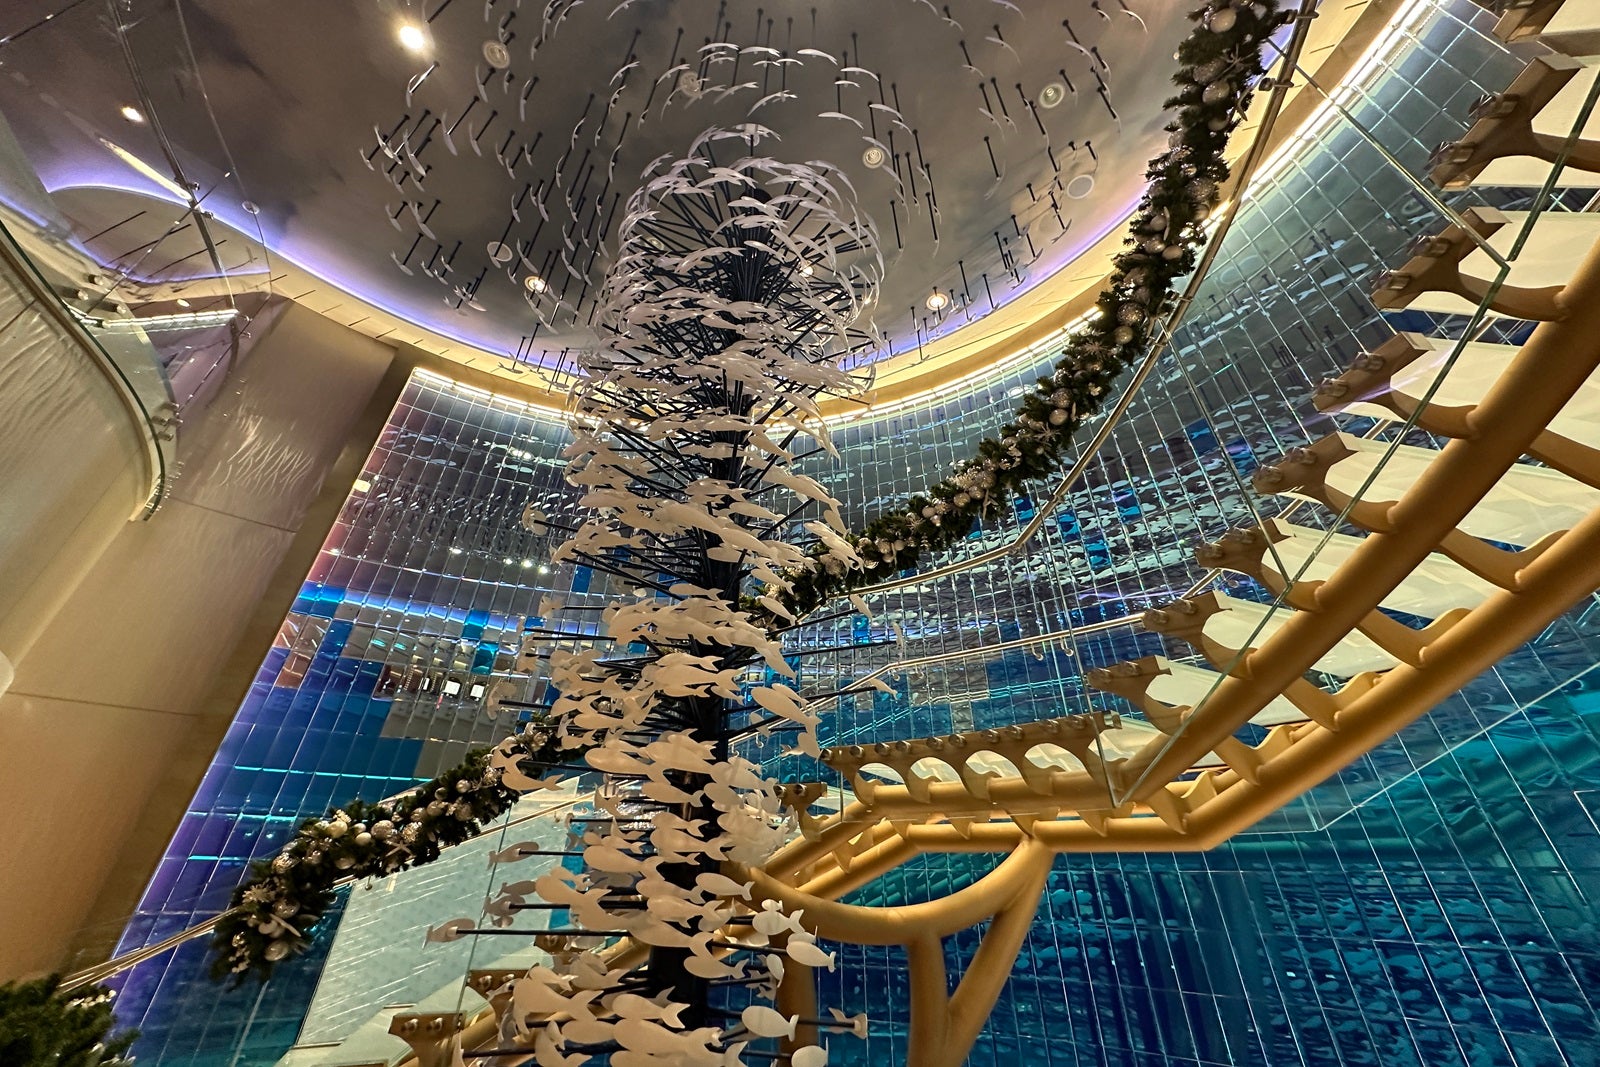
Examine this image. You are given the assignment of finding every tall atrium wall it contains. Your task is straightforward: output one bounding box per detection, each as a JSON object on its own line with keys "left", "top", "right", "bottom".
{"left": 111, "top": 374, "right": 584, "bottom": 1064}
{"left": 106, "top": 1, "right": 1600, "bottom": 1064}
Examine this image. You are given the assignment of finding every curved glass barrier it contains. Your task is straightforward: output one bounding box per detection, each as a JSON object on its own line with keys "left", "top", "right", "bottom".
{"left": 0, "top": 0, "right": 286, "bottom": 510}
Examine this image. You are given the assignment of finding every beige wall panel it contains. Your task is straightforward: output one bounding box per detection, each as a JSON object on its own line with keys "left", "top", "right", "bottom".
{"left": 0, "top": 691, "right": 191, "bottom": 978}
{"left": 0, "top": 301, "right": 398, "bottom": 978}
{"left": 171, "top": 305, "right": 392, "bottom": 531}
{"left": 7, "top": 501, "right": 295, "bottom": 714}
{"left": 0, "top": 270, "right": 148, "bottom": 658}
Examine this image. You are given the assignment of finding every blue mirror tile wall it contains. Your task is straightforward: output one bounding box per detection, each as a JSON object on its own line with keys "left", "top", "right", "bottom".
{"left": 107, "top": 375, "right": 589, "bottom": 1065}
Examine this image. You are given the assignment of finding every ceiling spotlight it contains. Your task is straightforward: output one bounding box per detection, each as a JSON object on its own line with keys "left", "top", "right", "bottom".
{"left": 175, "top": 298, "right": 191, "bottom": 308}
{"left": 520, "top": 559, "right": 534, "bottom": 568}
{"left": 487, "top": 241, "right": 513, "bottom": 265}
{"left": 800, "top": 263, "right": 815, "bottom": 277}
{"left": 925, "top": 290, "right": 950, "bottom": 312}
{"left": 120, "top": 105, "right": 146, "bottom": 124}
{"left": 397, "top": 22, "right": 427, "bottom": 53}
{"left": 523, "top": 274, "right": 547, "bottom": 293}
{"left": 861, "top": 145, "right": 888, "bottom": 169}
{"left": 241, "top": 200, "right": 260, "bottom": 215}
{"left": 1038, "top": 82, "right": 1067, "bottom": 109}
{"left": 482, "top": 40, "right": 511, "bottom": 69}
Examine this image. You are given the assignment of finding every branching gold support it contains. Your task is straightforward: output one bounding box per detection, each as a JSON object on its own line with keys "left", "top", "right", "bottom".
{"left": 1429, "top": 56, "right": 1600, "bottom": 186}
{"left": 1370, "top": 207, "right": 1563, "bottom": 320}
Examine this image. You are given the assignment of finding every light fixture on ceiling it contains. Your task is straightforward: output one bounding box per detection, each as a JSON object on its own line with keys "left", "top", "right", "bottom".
{"left": 800, "top": 263, "right": 814, "bottom": 277}
{"left": 96, "top": 136, "right": 191, "bottom": 200}
{"left": 175, "top": 298, "right": 191, "bottom": 307}
{"left": 523, "top": 273, "right": 547, "bottom": 293}
{"left": 397, "top": 22, "right": 428, "bottom": 53}
{"left": 84, "top": 307, "right": 240, "bottom": 332}
{"left": 925, "top": 290, "right": 950, "bottom": 312}
{"left": 120, "top": 105, "right": 146, "bottom": 124}
{"left": 241, "top": 200, "right": 260, "bottom": 215}
{"left": 520, "top": 559, "right": 533, "bottom": 568}
{"left": 1038, "top": 82, "right": 1067, "bottom": 109}
{"left": 482, "top": 40, "right": 511, "bottom": 69}
{"left": 861, "top": 145, "right": 888, "bottom": 169}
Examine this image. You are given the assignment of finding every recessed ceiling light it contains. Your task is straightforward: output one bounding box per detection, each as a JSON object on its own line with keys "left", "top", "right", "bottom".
{"left": 800, "top": 263, "right": 814, "bottom": 277}
{"left": 482, "top": 40, "right": 511, "bottom": 69}
{"left": 925, "top": 291, "right": 950, "bottom": 312}
{"left": 862, "top": 145, "right": 887, "bottom": 169}
{"left": 523, "top": 274, "right": 547, "bottom": 293}
{"left": 1038, "top": 82, "right": 1067, "bottom": 109}
{"left": 397, "top": 22, "right": 427, "bottom": 53}
{"left": 241, "top": 200, "right": 260, "bottom": 215}
{"left": 175, "top": 298, "right": 191, "bottom": 308}
{"left": 1064, "top": 173, "right": 1095, "bottom": 200}
{"left": 120, "top": 105, "right": 146, "bottom": 124}
{"left": 448, "top": 546, "right": 463, "bottom": 555}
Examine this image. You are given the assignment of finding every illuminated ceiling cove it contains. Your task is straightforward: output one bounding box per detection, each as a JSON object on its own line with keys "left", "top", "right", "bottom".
{"left": 0, "top": 0, "right": 1197, "bottom": 373}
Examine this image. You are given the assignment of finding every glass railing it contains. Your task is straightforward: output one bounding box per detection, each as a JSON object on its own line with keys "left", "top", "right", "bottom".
{"left": 0, "top": 0, "right": 285, "bottom": 510}
{"left": 788, "top": 0, "right": 1600, "bottom": 830}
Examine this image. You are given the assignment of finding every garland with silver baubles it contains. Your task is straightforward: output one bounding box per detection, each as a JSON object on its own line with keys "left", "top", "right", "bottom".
{"left": 210, "top": 724, "right": 580, "bottom": 980}
{"left": 775, "top": 0, "right": 1288, "bottom": 622}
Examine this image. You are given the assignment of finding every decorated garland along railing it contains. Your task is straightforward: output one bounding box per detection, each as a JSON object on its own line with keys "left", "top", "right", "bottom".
{"left": 210, "top": 729, "right": 581, "bottom": 980}
{"left": 776, "top": 0, "right": 1289, "bottom": 621}
{"left": 209, "top": 0, "right": 1284, "bottom": 982}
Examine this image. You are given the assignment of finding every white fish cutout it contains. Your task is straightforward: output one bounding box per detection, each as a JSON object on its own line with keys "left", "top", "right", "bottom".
{"left": 741, "top": 1005, "right": 798, "bottom": 1039}
{"left": 785, "top": 933, "right": 838, "bottom": 971}
{"left": 424, "top": 918, "right": 476, "bottom": 943}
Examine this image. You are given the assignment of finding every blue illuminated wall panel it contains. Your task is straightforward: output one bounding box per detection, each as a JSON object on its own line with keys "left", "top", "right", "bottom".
{"left": 110, "top": 373, "right": 582, "bottom": 1066}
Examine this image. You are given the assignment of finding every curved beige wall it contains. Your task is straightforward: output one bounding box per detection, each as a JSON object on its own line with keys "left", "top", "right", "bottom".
{"left": 0, "top": 252, "right": 151, "bottom": 673}
{"left": 0, "top": 300, "right": 408, "bottom": 980}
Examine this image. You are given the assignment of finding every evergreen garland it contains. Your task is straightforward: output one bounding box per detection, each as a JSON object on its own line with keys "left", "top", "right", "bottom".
{"left": 211, "top": 724, "right": 583, "bottom": 980}
{"left": 0, "top": 975, "right": 136, "bottom": 1067}
{"left": 775, "top": 0, "right": 1289, "bottom": 621}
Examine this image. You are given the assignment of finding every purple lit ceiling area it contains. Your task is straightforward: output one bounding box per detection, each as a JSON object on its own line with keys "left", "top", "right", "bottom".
{"left": 0, "top": 0, "right": 1196, "bottom": 370}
